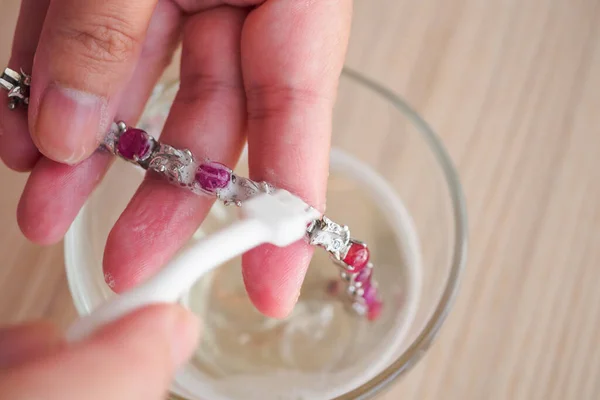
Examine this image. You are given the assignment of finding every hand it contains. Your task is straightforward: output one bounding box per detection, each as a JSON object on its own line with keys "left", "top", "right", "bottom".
{"left": 0, "top": 305, "right": 200, "bottom": 400}
{"left": 0, "top": 1, "right": 352, "bottom": 318}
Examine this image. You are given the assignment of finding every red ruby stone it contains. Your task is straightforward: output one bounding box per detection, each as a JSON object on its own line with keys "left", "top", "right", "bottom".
{"left": 117, "top": 128, "right": 151, "bottom": 161}
{"left": 343, "top": 242, "right": 370, "bottom": 273}
{"left": 363, "top": 281, "right": 383, "bottom": 321}
{"left": 195, "top": 162, "right": 231, "bottom": 192}
{"left": 367, "top": 299, "right": 383, "bottom": 321}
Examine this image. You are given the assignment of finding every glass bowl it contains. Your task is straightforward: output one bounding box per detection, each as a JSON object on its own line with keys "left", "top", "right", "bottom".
{"left": 65, "top": 68, "right": 467, "bottom": 400}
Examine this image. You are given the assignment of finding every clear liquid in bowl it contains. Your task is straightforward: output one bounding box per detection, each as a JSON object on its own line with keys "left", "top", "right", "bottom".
{"left": 169, "top": 162, "right": 422, "bottom": 400}
{"left": 74, "top": 82, "right": 425, "bottom": 400}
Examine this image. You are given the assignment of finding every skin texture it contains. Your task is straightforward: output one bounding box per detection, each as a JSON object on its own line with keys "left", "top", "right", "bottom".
{"left": 1, "top": 0, "right": 352, "bottom": 318}
{"left": 0, "top": 1, "right": 351, "bottom": 396}
{"left": 0, "top": 305, "right": 200, "bottom": 399}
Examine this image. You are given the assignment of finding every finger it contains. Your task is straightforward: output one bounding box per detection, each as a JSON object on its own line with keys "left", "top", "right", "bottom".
{"left": 103, "top": 6, "right": 247, "bottom": 292}
{"left": 0, "top": 0, "right": 49, "bottom": 171}
{"left": 117, "top": 0, "right": 183, "bottom": 121}
{"left": 241, "top": 0, "right": 352, "bottom": 317}
{"left": 29, "top": 0, "right": 158, "bottom": 164}
{"left": 17, "top": 1, "right": 183, "bottom": 245}
{"left": 0, "top": 321, "right": 63, "bottom": 369}
{"left": 0, "top": 305, "right": 200, "bottom": 400}
{"left": 17, "top": 152, "right": 113, "bottom": 244}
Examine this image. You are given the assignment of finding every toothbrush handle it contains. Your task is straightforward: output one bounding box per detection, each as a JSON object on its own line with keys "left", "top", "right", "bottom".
{"left": 66, "top": 218, "right": 269, "bottom": 342}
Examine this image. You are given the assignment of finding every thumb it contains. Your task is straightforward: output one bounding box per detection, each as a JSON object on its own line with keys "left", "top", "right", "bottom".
{"left": 29, "top": 0, "right": 157, "bottom": 164}
{"left": 0, "top": 304, "right": 200, "bottom": 400}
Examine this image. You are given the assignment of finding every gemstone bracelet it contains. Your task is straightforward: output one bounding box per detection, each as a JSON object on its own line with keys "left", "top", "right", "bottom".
{"left": 1, "top": 67, "right": 383, "bottom": 321}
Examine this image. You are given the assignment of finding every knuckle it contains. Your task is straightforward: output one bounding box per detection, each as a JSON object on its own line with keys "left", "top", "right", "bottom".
{"left": 174, "top": 0, "right": 264, "bottom": 13}
{"left": 56, "top": 14, "right": 142, "bottom": 66}
{"left": 246, "top": 84, "right": 331, "bottom": 122}
{"left": 177, "top": 72, "right": 244, "bottom": 105}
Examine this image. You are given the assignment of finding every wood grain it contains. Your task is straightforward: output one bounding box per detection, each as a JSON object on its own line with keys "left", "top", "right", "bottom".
{"left": 1, "top": 0, "right": 599, "bottom": 399}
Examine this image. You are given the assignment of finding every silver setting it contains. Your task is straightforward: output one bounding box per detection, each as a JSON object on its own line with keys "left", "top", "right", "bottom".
{"left": 148, "top": 143, "right": 196, "bottom": 185}
{"left": 217, "top": 174, "right": 274, "bottom": 206}
{"left": 340, "top": 271, "right": 352, "bottom": 282}
{"left": 0, "top": 68, "right": 20, "bottom": 84}
{"left": 1, "top": 68, "right": 30, "bottom": 109}
{"left": 350, "top": 301, "right": 368, "bottom": 316}
{"left": 306, "top": 216, "right": 351, "bottom": 258}
{"left": 102, "top": 122, "right": 120, "bottom": 153}
{"left": 117, "top": 121, "right": 128, "bottom": 134}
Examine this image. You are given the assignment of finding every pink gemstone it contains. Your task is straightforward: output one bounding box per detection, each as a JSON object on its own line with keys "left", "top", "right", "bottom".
{"left": 355, "top": 266, "right": 372, "bottom": 285}
{"left": 196, "top": 162, "right": 231, "bottom": 192}
{"left": 363, "top": 281, "right": 383, "bottom": 321}
{"left": 117, "top": 128, "right": 151, "bottom": 161}
{"left": 363, "top": 281, "right": 377, "bottom": 304}
{"left": 343, "top": 242, "right": 370, "bottom": 273}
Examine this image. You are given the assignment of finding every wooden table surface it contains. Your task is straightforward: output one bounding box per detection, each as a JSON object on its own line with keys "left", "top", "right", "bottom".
{"left": 1, "top": 1, "right": 599, "bottom": 399}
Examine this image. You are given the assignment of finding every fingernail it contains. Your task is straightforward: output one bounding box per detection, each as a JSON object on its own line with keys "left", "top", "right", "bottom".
{"left": 170, "top": 308, "right": 201, "bottom": 367}
{"left": 33, "top": 84, "right": 106, "bottom": 164}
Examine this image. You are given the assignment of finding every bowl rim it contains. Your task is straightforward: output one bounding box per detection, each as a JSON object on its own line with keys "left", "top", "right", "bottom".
{"left": 64, "top": 67, "right": 468, "bottom": 400}
{"left": 332, "top": 69, "right": 468, "bottom": 399}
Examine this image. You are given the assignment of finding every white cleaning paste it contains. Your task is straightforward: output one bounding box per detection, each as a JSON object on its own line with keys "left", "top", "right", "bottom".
{"left": 167, "top": 148, "right": 423, "bottom": 400}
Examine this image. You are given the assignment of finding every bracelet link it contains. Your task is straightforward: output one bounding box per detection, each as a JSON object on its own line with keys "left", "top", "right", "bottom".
{"left": 1, "top": 67, "right": 30, "bottom": 109}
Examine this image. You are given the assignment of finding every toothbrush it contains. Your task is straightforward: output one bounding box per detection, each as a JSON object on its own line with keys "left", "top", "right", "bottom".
{"left": 65, "top": 189, "right": 320, "bottom": 342}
